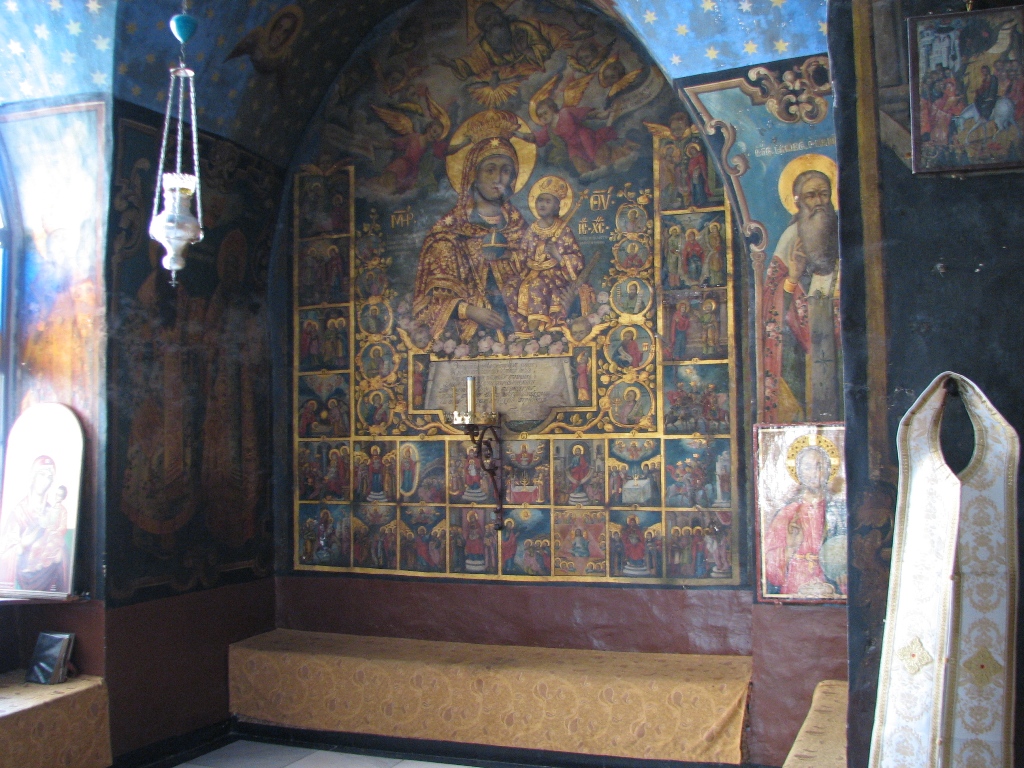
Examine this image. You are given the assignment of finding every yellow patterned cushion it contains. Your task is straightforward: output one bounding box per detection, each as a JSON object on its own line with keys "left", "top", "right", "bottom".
{"left": 230, "top": 629, "right": 752, "bottom": 764}
{"left": 0, "top": 670, "right": 112, "bottom": 768}
{"left": 783, "top": 679, "right": 847, "bottom": 768}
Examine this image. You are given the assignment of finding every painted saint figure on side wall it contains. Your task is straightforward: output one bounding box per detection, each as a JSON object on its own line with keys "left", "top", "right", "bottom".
{"left": 763, "top": 157, "right": 842, "bottom": 423}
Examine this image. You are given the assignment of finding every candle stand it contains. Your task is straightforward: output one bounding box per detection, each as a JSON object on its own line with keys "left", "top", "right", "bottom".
{"left": 445, "top": 409, "right": 506, "bottom": 530}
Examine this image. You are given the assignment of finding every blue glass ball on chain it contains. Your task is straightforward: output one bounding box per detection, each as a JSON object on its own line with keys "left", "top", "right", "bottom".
{"left": 169, "top": 13, "right": 198, "bottom": 45}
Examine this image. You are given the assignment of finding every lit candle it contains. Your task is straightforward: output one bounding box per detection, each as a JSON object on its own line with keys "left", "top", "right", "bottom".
{"left": 466, "top": 376, "right": 476, "bottom": 416}
{"left": 491, "top": 385, "right": 496, "bottom": 414}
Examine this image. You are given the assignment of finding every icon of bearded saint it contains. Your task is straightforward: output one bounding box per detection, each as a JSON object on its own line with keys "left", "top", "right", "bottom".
{"left": 762, "top": 156, "right": 842, "bottom": 424}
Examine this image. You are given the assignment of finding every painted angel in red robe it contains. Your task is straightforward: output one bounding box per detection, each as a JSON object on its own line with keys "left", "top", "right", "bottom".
{"left": 525, "top": 72, "right": 617, "bottom": 175}
{"left": 370, "top": 89, "right": 452, "bottom": 194}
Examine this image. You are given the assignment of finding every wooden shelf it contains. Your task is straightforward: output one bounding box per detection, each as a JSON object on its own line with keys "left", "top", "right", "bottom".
{"left": 0, "top": 595, "right": 90, "bottom": 606}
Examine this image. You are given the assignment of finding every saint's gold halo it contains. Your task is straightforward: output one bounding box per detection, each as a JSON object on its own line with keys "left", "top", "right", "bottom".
{"left": 446, "top": 111, "right": 537, "bottom": 195}
{"left": 785, "top": 433, "right": 841, "bottom": 484}
{"left": 623, "top": 384, "right": 643, "bottom": 400}
{"left": 528, "top": 175, "right": 574, "bottom": 219}
{"left": 777, "top": 153, "right": 839, "bottom": 214}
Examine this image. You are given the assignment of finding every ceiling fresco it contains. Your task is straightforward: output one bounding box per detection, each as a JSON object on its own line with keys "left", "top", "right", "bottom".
{"left": 0, "top": 0, "right": 116, "bottom": 104}
{"left": 2, "top": 0, "right": 828, "bottom": 163}
{"left": 113, "top": 0, "right": 409, "bottom": 167}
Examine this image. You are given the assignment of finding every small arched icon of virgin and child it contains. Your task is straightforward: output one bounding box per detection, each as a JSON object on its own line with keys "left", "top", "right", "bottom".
{"left": 412, "top": 109, "right": 598, "bottom": 344}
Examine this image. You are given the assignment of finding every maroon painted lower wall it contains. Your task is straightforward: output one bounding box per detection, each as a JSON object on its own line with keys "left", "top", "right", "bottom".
{"left": 277, "top": 575, "right": 849, "bottom": 766}
{"left": 105, "top": 579, "right": 275, "bottom": 757}
{"left": 749, "top": 604, "right": 849, "bottom": 766}
{"left": 275, "top": 575, "right": 753, "bottom": 655}
{"left": 0, "top": 598, "right": 105, "bottom": 677}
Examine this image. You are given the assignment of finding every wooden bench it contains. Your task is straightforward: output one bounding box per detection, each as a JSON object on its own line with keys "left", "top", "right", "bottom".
{"left": 230, "top": 629, "right": 753, "bottom": 765}
{"left": 0, "top": 670, "right": 112, "bottom": 768}
{"left": 782, "top": 679, "right": 847, "bottom": 767}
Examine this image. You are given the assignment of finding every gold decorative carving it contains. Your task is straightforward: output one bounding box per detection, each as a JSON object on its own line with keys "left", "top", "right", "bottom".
{"left": 738, "top": 55, "right": 832, "bottom": 125}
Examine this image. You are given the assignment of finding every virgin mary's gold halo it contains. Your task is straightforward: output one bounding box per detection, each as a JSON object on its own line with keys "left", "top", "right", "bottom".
{"left": 785, "top": 433, "right": 841, "bottom": 484}
{"left": 446, "top": 111, "right": 537, "bottom": 194}
{"left": 778, "top": 153, "right": 839, "bottom": 214}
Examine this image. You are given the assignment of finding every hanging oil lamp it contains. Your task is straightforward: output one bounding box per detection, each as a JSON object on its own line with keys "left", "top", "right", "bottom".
{"left": 148, "top": 3, "right": 203, "bottom": 287}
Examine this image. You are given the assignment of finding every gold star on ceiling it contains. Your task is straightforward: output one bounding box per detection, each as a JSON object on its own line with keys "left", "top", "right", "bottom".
{"left": 643, "top": 9, "right": 656, "bottom": 23}
{"left": 676, "top": 24, "right": 689, "bottom": 35}
{"left": 743, "top": 41, "right": 758, "bottom": 54}
{"left": 702, "top": 0, "right": 716, "bottom": 10}
{"left": 819, "top": 21, "right": 828, "bottom": 34}
{"left": 774, "top": 39, "right": 790, "bottom": 52}
{"left": 705, "top": 46, "right": 719, "bottom": 59}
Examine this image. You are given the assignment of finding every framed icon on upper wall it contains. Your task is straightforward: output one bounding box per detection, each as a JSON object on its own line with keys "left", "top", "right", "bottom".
{"left": 908, "top": 5, "right": 1024, "bottom": 174}
{"left": 753, "top": 423, "right": 846, "bottom": 604}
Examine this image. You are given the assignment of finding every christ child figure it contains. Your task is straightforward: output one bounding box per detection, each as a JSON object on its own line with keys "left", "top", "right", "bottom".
{"left": 517, "top": 175, "right": 593, "bottom": 332}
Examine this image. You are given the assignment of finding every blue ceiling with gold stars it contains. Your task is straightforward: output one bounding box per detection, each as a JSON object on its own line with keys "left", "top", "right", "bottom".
{"left": 608, "top": 0, "right": 827, "bottom": 78}
{"left": 0, "top": 0, "right": 828, "bottom": 165}
{"left": 0, "top": 0, "right": 116, "bottom": 103}
{"left": 113, "top": 0, "right": 410, "bottom": 167}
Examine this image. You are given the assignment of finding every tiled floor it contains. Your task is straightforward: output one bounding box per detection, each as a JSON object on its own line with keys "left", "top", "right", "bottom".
{"left": 175, "top": 740, "right": 467, "bottom": 768}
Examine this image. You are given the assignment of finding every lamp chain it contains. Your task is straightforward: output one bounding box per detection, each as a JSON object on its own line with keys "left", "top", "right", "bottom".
{"left": 189, "top": 74, "right": 203, "bottom": 240}
{"left": 151, "top": 68, "right": 177, "bottom": 222}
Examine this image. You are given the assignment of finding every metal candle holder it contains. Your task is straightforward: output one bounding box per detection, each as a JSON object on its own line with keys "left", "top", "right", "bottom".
{"left": 445, "top": 410, "right": 506, "bottom": 530}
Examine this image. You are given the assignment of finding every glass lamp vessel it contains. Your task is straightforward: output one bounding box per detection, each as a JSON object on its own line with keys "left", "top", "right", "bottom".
{"left": 149, "top": 172, "right": 201, "bottom": 275}
{"left": 148, "top": 6, "right": 203, "bottom": 286}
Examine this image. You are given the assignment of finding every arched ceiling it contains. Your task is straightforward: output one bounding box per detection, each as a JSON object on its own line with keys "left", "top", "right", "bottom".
{"left": 111, "top": 0, "right": 827, "bottom": 169}
{"left": 113, "top": 0, "right": 413, "bottom": 167}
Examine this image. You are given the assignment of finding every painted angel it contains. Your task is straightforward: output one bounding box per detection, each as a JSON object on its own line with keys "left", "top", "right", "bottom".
{"left": 370, "top": 89, "right": 453, "bottom": 194}
{"left": 598, "top": 54, "right": 665, "bottom": 133}
{"left": 524, "top": 72, "right": 617, "bottom": 175}
{"left": 226, "top": 5, "right": 303, "bottom": 95}
{"left": 371, "top": 57, "right": 426, "bottom": 100}
{"left": 566, "top": 39, "right": 615, "bottom": 75}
